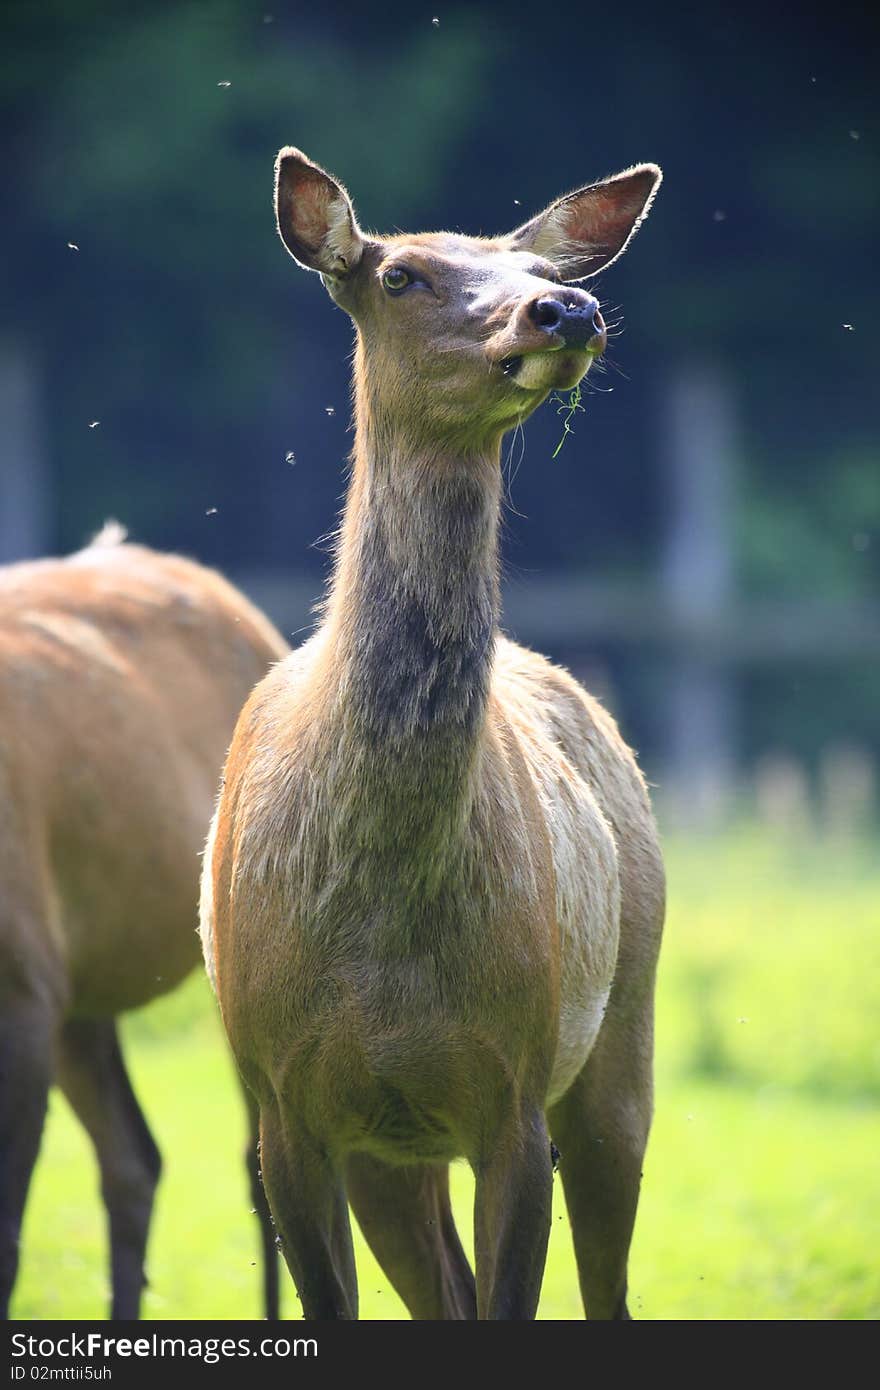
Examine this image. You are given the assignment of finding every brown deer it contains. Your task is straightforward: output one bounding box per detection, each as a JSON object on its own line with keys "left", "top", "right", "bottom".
{"left": 0, "top": 526, "right": 288, "bottom": 1319}
{"left": 200, "top": 148, "right": 665, "bottom": 1320}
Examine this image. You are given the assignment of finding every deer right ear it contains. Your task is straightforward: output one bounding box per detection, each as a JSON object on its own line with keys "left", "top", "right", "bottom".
{"left": 508, "top": 163, "right": 662, "bottom": 280}
{"left": 274, "top": 147, "right": 365, "bottom": 278}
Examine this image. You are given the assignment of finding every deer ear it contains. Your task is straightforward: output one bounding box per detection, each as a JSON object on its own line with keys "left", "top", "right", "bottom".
{"left": 508, "top": 163, "right": 662, "bottom": 280}
{"left": 274, "top": 147, "right": 365, "bottom": 278}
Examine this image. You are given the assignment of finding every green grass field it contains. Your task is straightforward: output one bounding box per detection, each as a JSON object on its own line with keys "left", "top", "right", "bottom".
{"left": 11, "top": 827, "right": 880, "bottom": 1320}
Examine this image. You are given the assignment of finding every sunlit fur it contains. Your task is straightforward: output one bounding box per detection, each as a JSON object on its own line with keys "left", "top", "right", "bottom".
{"left": 201, "top": 150, "right": 665, "bottom": 1320}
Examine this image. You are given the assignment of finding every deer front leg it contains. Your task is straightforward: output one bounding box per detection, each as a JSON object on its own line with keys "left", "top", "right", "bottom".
{"left": 547, "top": 988, "right": 655, "bottom": 1320}
{"left": 57, "top": 1019, "right": 162, "bottom": 1320}
{"left": 346, "top": 1155, "right": 476, "bottom": 1319}
{"left": 258, "top": 1100, "right": 357, "bottom": 1320}
{"left": 242, "top": 1086, "right": 280, "bottom": 1320}
{"left": 473, "top": 1104, "right": 553, "bottom": 1319}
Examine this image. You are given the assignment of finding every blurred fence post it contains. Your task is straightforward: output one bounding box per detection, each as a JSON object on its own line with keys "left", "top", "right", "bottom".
{"left": 0, "top": 344, "right": 50, "bottom": 563}
{"left": 661, "top": 364, "right": 738, "bottom": 824}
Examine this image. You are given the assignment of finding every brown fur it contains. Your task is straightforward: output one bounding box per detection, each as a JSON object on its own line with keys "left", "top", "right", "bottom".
{"left": 201, "top": 150, "right": 665, "bottom": 1319}
{"left": 0, "top": 530, "right": 288, "bottom": 1319}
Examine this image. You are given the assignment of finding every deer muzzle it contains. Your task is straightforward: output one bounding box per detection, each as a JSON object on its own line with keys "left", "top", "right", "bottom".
{"left": 528, "top": 293, "right": 606, "bottom": 353}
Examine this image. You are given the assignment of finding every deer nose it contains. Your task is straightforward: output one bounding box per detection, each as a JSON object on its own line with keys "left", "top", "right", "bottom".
{"left": 529, "top": 294, "right": 605, "bottom": 350}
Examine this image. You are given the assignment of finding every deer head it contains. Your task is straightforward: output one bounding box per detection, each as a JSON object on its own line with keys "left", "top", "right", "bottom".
{"left": 275, "top": 148, "right": 661, "bottom": 451}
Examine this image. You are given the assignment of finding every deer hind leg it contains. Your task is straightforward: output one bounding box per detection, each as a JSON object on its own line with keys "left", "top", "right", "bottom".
{"left": 0, "top": 994, "right": 54, "bottom": 1319}
{"left": 258, "top": 1100, "right": 357, "bottom": 1320}
{"left": 57, "top": 1019, "right": 162, "bottom": 1320}
{"left": 345, "top": 1155, "right": 476, "bottom": 1319}
{"left": 547, "top": 988, "right": 655, "bottom": 1320}
{"left": 473, "top": 1104, "right": 553, "bottom": 1320}
{"left": 242, "top": 1085, "right": 280, "bottom": 1320}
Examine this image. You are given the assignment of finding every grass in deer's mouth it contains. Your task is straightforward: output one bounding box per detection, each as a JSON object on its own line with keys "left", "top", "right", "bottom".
{"left": 550, "top": 381, "right": 586, "bottom": 458}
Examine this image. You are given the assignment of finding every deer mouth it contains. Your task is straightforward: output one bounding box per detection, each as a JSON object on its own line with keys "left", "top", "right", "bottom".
{"left": 501, "top": 347, "right": 592, "bottom": 393}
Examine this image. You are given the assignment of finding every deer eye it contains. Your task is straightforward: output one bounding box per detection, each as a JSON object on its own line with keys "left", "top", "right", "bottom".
{"left": 382, "top": 266, "right": 413, "bottom": 294}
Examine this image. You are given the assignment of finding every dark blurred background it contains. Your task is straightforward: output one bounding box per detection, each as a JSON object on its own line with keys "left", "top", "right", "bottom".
{"left": 2, "top": 0, "right": 878, "bottom": 823}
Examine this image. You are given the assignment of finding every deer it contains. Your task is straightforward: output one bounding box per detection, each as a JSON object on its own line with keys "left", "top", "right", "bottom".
{"left": 0, "top": 525, "right": 288, "bottom": 1320}
{"left": 200, "top": 147, "right": 665, "bottom": 1320}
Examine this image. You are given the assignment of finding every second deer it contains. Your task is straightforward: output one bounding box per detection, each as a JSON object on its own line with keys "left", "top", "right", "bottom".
{"left": 0, "top": 528, "right": 287, "bottom": 1319}
{"left": 201, "top": 148, "right": 665, "bottom": 1319}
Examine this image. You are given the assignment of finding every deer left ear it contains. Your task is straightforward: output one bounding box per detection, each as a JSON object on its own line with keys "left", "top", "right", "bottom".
{"left": 508, "top": 163, "right": 662, "bottom": 280}
{"left": 274, "top": 146, "right": 365, "bottom": 278}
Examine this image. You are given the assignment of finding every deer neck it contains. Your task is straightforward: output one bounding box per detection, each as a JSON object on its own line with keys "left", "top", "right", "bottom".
{"left": 320, "top": 389, "right": 501, "bottom": 847}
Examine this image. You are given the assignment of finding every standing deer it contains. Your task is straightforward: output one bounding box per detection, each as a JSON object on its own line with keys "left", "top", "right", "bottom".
{"left": 0, "top": 527, "right": 288, "bottom": 1319}
{"left": 200, "top": 148, "right": 665, "bottom": 1320}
